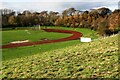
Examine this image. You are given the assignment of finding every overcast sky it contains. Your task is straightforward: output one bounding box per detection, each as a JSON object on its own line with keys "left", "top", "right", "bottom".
{"left": 0, "top": 0, "right": 120, "bottom": 13}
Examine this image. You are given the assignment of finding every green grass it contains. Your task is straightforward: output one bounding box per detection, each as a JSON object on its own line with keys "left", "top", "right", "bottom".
{"left": 1, "top": 34, "right": 119, "bottom": 78}
{"left": 2, "top": 27, "right": 99, "bottom": 61}
{"left": 2, "top": 29, "right": 71, "bottom": 45}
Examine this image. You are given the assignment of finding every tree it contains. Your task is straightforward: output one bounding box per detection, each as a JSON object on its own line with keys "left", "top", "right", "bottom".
{"left": 97, "top": 7, "right": 112, "bottom": 17}
{"left": 22, "top": 10, "right": 31, "bottom": 16}
{"left": 82, "top": 11, "right": 89, "bottom": 20}
{"left": 49, "top": 11, "right": 59, "bottom": 26}
{"left": 97, "top": 21, "right": 108, "bottom": 36}
{"left": 62, "top": 8, "right": 76, "bottom": 16}
{"left": 8, "top": 16, "right": 16, "bottom": 27}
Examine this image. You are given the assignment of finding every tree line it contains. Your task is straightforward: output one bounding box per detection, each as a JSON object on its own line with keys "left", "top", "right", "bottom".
{"left": 1, "top": 7, "right": 120, "bottom": 36}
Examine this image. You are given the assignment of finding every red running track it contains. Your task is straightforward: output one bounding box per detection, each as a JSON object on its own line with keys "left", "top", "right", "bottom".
{"left": 1, "top": 29, "right": 83, "bottom": 49}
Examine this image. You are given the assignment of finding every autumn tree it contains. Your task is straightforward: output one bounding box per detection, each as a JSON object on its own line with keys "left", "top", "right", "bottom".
{"left": 97, "top": 7, "right": 112, "bottom": 17}
{"left": 97, "top": 20, "right": 109, "bottom": 36}
{"left": 49, "top": 11, "right": 59, "bottom": 26}
{"left": 8, "top": 15, "right": 16, "bottom": 27}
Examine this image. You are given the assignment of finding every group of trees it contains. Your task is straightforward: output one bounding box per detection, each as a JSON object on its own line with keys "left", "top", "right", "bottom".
{"left": 1, "top": 7, "right": 120, "bottom": 36}
{"left": 1, "top": 9, "right": 59, "bottom": 27}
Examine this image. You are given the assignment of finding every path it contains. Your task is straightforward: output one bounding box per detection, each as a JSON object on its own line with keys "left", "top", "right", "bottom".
{"left": 1, "top": 29, "right": 83, "bottom": 49}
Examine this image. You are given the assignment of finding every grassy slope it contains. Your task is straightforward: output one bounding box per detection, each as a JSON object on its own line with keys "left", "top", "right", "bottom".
{"left": 1, "top": 34, "right": 119, "bottom": 78}
{"left": 2, "top": 27, "right": 98, "bottom": 61}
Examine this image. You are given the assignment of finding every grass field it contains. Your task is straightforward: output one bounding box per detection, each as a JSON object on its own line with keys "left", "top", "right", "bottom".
{"left": 2, "top": 27, "right": 99, "bottom": 61}
{"left": 1, "top": 34, "right": 119, "bottom": 78}
{"left": 2, "top": 29, "right": 71, "bottom": 45}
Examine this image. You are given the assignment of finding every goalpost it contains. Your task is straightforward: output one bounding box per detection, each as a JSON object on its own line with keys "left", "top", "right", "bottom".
{"left": 39, "top": 25, "right": 41, "bottom": 30}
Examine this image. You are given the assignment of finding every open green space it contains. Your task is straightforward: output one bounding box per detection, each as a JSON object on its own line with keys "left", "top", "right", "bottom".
{"left": 2, "top": 29, "right": 71, "bottom": 45}
{"left": 2, "top": 27, "right": 99, "bottom": 61}
{"left": 1, "top": 34, "right": 118, "bottom": 78}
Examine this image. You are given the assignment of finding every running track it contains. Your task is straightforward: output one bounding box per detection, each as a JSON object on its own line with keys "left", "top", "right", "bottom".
{"left": 1, "top": 29, "right": 83, "bottom": 49}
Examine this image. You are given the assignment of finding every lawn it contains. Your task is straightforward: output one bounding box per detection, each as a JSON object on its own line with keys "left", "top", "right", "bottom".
{"left": 2, "top": 27, "right": 99, "bottom": 61}
{"left": 1, "top": 33, "right": 119, "bottom": 78}
{"left": 2, "top": 29, "right": 71, "bottom": 45}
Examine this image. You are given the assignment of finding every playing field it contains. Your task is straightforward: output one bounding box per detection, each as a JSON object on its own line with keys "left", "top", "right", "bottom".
{"left": 2, "top": 29, "right": 71, "bottom": 45}
{"left": 2, "top": 27, "right": 99, "bottom": 61}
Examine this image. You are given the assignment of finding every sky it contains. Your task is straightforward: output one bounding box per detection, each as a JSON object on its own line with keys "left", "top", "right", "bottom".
{"left": 0, "top": 0, "right": 120, "bottom": 13}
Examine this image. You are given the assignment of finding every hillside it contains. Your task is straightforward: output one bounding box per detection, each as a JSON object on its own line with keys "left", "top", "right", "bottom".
{"left": 1, "top": 34, "right": 119, "bottom": 78}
